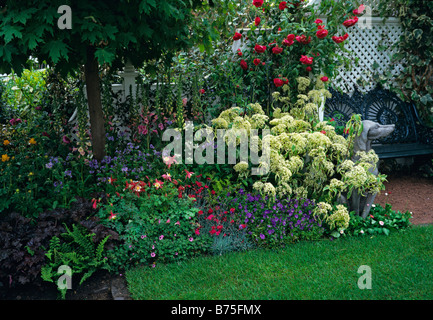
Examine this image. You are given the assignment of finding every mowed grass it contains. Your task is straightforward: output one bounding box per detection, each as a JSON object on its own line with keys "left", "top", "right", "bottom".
{"left": 126, "top": 225, "right": 433, "bottom": 300}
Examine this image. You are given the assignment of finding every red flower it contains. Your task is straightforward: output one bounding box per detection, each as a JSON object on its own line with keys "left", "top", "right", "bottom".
{"left": 253, "top": 58, "right": 261, "bottom": 66}
{"left": 279, "top": 1, "right": 287, "bottom": 10}
{"left": 274, "top": 78, "right": 284, "bottom": 87}
{"left": 254, "top": 44, "right": 267, "bottom": 53}
{"left": 306, "top": 66, "right": 312, "bottom": 72}
{"left": 343, "top": 16, "right": 358, "bottom": 27}
{"left": 255, "top": 16, "right": 261, "bottom": 26}
{"left": 332, "top": 35, "right": 345, "bottom": 44}
{"left": 198, "top": 210, "right": 204, "bottom": 215}
{"left": 299, "top": 55, "right": 313, "bottom": 65}
{"left": 315, "top": 19, "right": 323, "bottom": 24}
{"left": 321, "top": 76, "right": 329, "bottom": 82}
{"left": 272, "top": 46, "right": 283, "bottom": 54}
{"left": 230, "top": 208, "right": 235, "bottom": 213}
{"left": 233, "top": 32, "right": 242, "bottom": 41}
{"left": 320, "top": 130, "right": 326, "bottom": 135}
{"left": 316, "top": 28, "right": 328, "bottom": 39}
{"left": 239, "top": 224, "right": 247, "bottom": 229}
{"left": 353, "top": 5, "right": 365, "bottom": 16}
{"left": 295, "top": 35, "right": 311, "bottom": 44}
{"left": 282, "top": 77, "right": 289, "bottom": 84}
{"left": 199, "top": 89, "right": 205, "bottom": 94}
{"left": 252, "top": 0, "right": 263, "bottom": 8}
{"left": 109, "top": 210, "right": 117, "bottom": 220}
{"left": 240, "top": 59, "right": 248, "bottom": 70}
{"left": 237, "top": 49, "right": 243, "bottom": 57}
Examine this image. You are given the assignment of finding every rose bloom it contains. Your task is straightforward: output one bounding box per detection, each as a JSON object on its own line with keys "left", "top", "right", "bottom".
{"left": 279, "top": 1, "right": 287, "bottom": 10}
{"left": 343, "top": 16, "right": 358, "bottom": 27}
{"left": 252, "top": 0, "right": 263, "bottom": 8}
{"left": 282, "top": 38, "right": 293, "bottom": 46}
{"left": 199, "top": 88, "right": 205, "bottom": 94}
{"left": 253, "top": 58, "right": 261, "bottom": 66}
{"left": 315, "top": 19, "right": 323, "bottom": 24}
{"left": 306, "top": 66, "right": 312, "bottom": 72}
{"left": 295, "top": 34, "right": 311, "bottom": 44}
{"left": 237, "top": 49, "right": 242, "bottom": 56}
{"left": 255, "top": 16, "right": 261, "bottom": 26}
{"left": 254, "top": 44, "right": 267, "bottom": 53}
{"left": 240, "top": 59, "right": 248, "bottom": 70}
{"left": 274, "top": 78, "right": 284, "bottom": 87}
{"left": 272, "top": 46, "right": 283, "bottom": 54}
{"left": 316, "top": 28, "right": 328, "bottom": 39}
{"left": 233, "top": 32, "right": 242, "bottom": 41}
{"left": 321, "top": 76, "right": 329, "bottom": 82}
{"left": 299, "top": 55, "right": 313, "bottom": 65}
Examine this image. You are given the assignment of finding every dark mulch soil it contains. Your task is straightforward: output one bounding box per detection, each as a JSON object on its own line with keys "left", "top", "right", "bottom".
{"left": 0, "top": 269, "right": 130, "bottom": 300}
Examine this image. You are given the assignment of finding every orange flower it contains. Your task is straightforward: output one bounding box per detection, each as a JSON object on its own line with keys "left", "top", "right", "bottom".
{"left": 2, "top": 154, "right": 10, "bottom": 162}
{"left": 28, "top": 138, "right": 36, "bottom": 145}
{"left": 3, "top": 140, "right": 10, "bottom": 146}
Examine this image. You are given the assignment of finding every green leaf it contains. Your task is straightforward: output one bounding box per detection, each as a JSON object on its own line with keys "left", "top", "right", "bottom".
{"left": 1, "top": 25, "right": 24, "bottom": 43}
{"left": 43, "top": 40, "right": 70, "bottom": 64}
{"left": 383, "top": 228, "right": 390, "bottom": 236}
{"left": 94, "top": 47, "right": 115, "bottom": 65}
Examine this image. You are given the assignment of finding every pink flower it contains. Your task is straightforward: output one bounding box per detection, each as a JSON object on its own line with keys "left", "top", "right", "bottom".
{"left": 166, "top": 218, "right": 171, "bottom": 223}
{"left": 62, "top": 135, "right": 71, "bottom": 144}
{"left": 185, "top": 169, "right": 194, "bottom": 179}
{"left": 189, "top": 237, "right": 194, "bottom": 242}
{"left": 158, "top": 123, "right": 164, "bottom": 130}
{"left": 195, "top": 228, "right": 200, "bottom": 235}
{"left": 175, "top": 221, "right": 180, "bottom": 225}
{"left": 159, "top": 235, "right": 164, "bottom": 240}
{"left": 182, "top": 97, "right": 188, "bottom": 106}
{"left": 138, "top": 125, "right": 148, "bottom": 135}
{"left": 163, "top": 155, "right": 178, "bottom": 169}
{"left": 162, "top": 173, "right": 172, "bottom": 181}
{"left": 151, "top": 252, "right": 156, "bottom": 257}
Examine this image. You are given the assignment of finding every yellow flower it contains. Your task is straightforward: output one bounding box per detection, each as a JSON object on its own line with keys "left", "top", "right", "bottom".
{"left": 28, "top": 138, "right": 36, "bottom": 145}
{"left": 1, "top": 154, "right": 10, "bottom": 162}
{"left": 3, "top": 140, "right": 10, "bottom": 146}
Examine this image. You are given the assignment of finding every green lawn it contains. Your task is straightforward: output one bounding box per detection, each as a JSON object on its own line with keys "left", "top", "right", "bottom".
{"left": 126, "top": 225, "right": 433, "bottom": 300}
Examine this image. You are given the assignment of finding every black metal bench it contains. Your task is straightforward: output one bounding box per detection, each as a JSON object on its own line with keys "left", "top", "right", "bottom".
{"left": 324, "top": 86, "right": 433, "bottom": 159}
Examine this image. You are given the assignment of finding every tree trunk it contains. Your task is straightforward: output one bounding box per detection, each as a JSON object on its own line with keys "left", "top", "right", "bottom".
{"left": 84, "top": 45, "right": 106, "bottom": 161}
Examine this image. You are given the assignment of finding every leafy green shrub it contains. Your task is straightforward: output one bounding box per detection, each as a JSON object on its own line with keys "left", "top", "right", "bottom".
{"left": 95, "top": 172, "right": 214, "bottom": 272}
{"left": 346, "top": 203, "right": 412, "bottom": 237}
{"left": 41, "top": 224, "right": 110, "bottom": 299}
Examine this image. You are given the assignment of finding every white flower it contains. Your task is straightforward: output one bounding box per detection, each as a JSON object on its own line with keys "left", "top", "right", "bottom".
{"left": 379, "top": 221, "right": 384, "bottom": 226}
{"left": 360, "top": 230, "right": 364, "bottom": 234}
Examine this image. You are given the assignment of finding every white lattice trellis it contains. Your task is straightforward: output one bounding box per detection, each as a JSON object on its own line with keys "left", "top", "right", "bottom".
{"left": 333, "top": 16, "right": 403, "bottom": 94}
